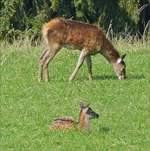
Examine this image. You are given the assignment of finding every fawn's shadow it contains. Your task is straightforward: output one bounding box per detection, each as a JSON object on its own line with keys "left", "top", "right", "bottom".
{"left": 98, "top": 126, "right": 110, "bottom": 133}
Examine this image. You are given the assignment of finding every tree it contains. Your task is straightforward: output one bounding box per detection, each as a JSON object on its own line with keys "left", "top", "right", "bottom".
{"left": 0, "top": 0, "right": 141, "bottom": 41}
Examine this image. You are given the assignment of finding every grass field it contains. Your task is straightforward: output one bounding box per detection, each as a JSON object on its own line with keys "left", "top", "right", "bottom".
{"left": 0, "top": 41, "right": 150, "bottom": 151}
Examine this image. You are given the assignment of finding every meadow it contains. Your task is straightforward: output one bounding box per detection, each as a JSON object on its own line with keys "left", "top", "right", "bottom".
{"left": 0, "top": 39, "right": 150, "bottom": 151}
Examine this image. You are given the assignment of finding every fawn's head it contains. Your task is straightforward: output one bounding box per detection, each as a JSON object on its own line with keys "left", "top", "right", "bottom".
{"left": 113, "top": 54, "right": 126, "bottom": 80}
{"left": 80, "top": 102, "right": 99, "bottom": 120}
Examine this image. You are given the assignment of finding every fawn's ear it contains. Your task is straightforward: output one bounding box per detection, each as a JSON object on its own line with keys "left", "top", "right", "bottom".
{"left": 121, "top": 54, "right": 126, "bottom": 60}
{"left": 80, "top": 102, "right": 85, "bottom": 108}
{"left": 80, "top": 102, "right": 89, "bottom": 108}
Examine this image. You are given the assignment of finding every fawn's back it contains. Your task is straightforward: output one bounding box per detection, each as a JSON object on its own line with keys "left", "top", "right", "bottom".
{"left": 49, "top": 117, "right": 76, "bottom": 130}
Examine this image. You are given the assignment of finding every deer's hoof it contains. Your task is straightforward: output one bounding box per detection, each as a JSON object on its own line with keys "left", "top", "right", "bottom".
{"left": 38, "top": 78, "right": 42, "bottom": 82}
{"left": 89, "top": 77, "right": 93, "bottom": 81}
{"left": 45, "top": 79, "right": 49, "bottom": 82}
{"left": 69, "top": 76, "right": 74, "bottom": 82}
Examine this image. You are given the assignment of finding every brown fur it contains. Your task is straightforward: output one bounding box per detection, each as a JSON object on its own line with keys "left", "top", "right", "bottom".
{"left": 77, "top": 109, "right": 90, "bottom": 130}
{"left": 42, "top": 18, "right": 118, "bottom": 59}
{"left": 39, "top": 18, "right": 126, "bottom": 81}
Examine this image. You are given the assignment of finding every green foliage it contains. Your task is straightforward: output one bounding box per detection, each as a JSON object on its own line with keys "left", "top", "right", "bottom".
{"left": 0, "top": 0, "right": 140, "bottom": 41}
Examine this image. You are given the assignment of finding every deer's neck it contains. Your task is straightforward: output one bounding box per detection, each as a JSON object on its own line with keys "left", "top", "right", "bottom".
{"left": 102, "top": 38, "right": 120, "bottom": 63}
{"left": 77, "top": 112, "right": 90, "bottom": 130}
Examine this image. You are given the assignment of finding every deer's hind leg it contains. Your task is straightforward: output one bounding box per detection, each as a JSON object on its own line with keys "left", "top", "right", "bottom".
{"left": 38, "top": 49, "right": 49, "bottom": 82}
{"left": 42, "top": 43, "right": 61, "bottom": 82}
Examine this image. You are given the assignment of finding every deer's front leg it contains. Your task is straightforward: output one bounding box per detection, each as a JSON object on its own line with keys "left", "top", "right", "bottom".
{"left": 69, "top": 49, "right": 88, "bottom": 81}
{"left": 85, "top": 55, "right": 93, "bottom": 80}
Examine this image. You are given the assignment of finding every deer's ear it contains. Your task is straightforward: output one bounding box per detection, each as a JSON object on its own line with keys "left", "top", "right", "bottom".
{"left": 121, "top": 54, "right": 126, "bottom": 60}
{"left": 80, "top": 102, "right": 85, "bottom": 108}
{"left": 80, "top": 102, "right": 88, "bottom": 108}
{"left": 86, "top": 104, "right": 89, "bottom": 107}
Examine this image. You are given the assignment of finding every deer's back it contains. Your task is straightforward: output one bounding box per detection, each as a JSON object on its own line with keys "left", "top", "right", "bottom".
{"left": 42, "top": 18, "right": 106, "bottom": 51}
{"left": 49, "top": 116, "right": 76, "bottom": 130}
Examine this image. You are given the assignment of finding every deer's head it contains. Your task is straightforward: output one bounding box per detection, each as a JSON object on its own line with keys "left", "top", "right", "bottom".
{"left": 80, "top": 102, "right": 99, "bottom": 120}
{"left": 113, "top": 54, "right": 126, "bottom": 80}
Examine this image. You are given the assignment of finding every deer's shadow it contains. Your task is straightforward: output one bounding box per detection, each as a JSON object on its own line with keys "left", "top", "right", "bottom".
{"left": 94, "top": 74, "right": 145, "bottom": 80}
{"left": 94, "top": 75, "right": 116, "bottom": 80}
{"left": 126, "top": 75, "right": 145, "bottom": 80}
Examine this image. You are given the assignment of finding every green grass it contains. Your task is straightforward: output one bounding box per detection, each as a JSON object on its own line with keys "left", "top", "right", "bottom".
{"left": 0, "top": 43, "right": 150, "bottom": 151}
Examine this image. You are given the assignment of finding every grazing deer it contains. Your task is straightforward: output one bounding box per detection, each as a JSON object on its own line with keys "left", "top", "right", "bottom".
{"left": 39, "top": 18, "right": 126, "bottom": 81}
{"left": 49, "top": 102, "right": 99, "bottom": 131}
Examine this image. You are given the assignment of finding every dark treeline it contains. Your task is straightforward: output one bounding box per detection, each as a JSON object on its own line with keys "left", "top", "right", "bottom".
{"left": 0, "top": 0, "right": 149, "bottom": 41}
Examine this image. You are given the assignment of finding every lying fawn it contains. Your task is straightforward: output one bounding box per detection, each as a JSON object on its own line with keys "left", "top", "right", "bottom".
{"left": 39, "top": 18, "right": 126, "bottom": 81}
{"left": 49, "top": 102, "right": 99, "bottom": 131}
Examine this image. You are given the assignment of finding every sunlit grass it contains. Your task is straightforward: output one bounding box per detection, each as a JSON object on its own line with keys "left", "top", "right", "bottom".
{"left": 0, "top": 40, "right": 150, "bottom": 151}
